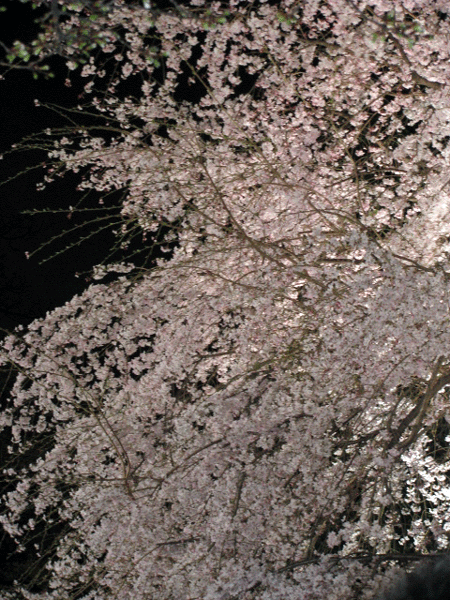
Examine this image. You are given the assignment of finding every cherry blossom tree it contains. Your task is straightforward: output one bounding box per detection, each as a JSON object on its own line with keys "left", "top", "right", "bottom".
{"left": 2, "top": 0, "right": 450, "bottom": 598}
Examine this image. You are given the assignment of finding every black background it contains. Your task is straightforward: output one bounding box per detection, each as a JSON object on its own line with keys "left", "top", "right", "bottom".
{"left": 0, "top": 1, "right": 148, "bottom": 336}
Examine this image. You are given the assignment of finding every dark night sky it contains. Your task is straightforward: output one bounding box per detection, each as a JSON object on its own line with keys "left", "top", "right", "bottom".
{"left": 0, "top": 3, "right": 130, "bottom": 334}
{"left": 0, "top": 0, "right": 201, "bottom": 337}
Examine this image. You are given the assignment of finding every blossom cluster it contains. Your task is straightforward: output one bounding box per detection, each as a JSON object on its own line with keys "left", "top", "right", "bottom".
{"left": 2, "top": 1, "right": 450, "bottom": 598}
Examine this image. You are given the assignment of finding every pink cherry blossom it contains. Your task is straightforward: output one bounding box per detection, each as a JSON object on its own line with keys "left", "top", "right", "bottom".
{"left": 2, "top": 1, "right": 450, "bottom": 598}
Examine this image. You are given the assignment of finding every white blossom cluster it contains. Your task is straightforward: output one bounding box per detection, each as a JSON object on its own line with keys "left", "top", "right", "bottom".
{"left": 2, "top": 0, "right": 450, "bottom": 598}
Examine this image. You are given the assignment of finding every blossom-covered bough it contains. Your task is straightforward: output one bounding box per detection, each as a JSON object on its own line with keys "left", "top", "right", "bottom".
{"left": 2, "top": 0, "right": 450, "bottom": 598}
